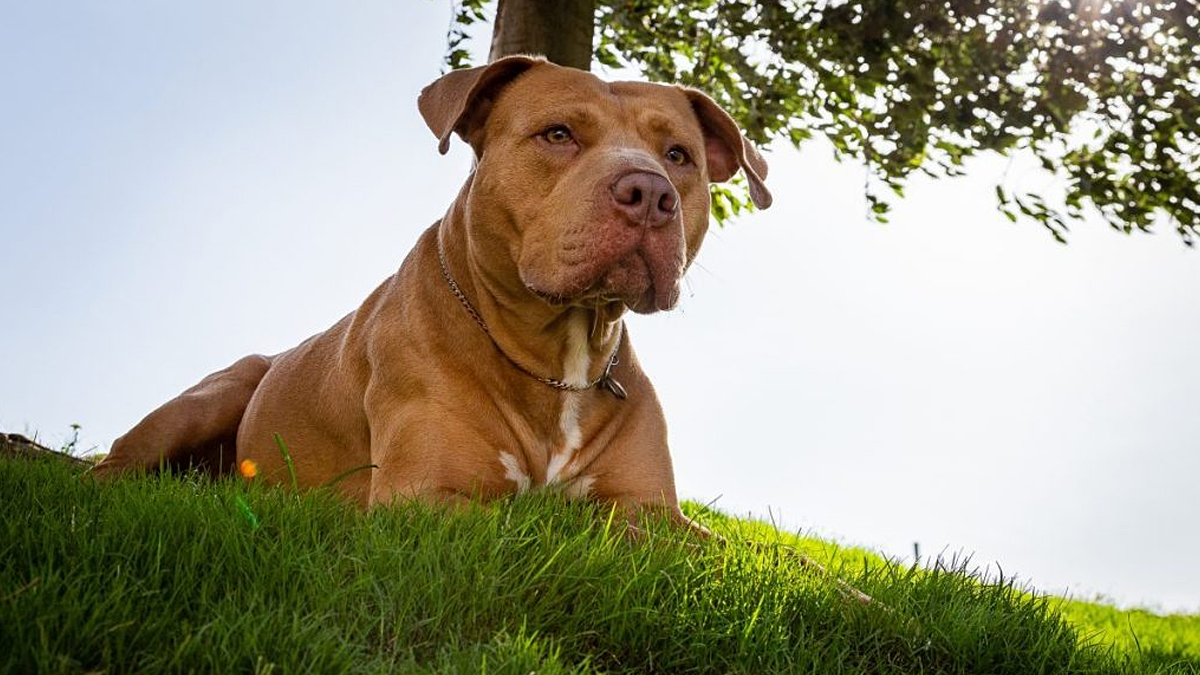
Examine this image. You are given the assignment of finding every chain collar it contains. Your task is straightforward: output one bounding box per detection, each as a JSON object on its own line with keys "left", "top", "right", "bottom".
{"left": 435, "top": 230, "right": 628, "bottom": 400}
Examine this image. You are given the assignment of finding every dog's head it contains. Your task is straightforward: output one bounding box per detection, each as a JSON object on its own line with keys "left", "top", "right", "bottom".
{"left": 420, "top": 56, "right": 771, "bottom": 315}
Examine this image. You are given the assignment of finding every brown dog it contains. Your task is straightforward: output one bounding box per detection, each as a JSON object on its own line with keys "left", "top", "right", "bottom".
{"left": 92, "top": 56, "right": 771, "bottom": 525}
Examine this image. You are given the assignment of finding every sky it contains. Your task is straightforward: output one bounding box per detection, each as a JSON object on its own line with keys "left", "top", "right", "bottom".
{"left": 2, "top": 2, "right": 1198, "bottom": 612}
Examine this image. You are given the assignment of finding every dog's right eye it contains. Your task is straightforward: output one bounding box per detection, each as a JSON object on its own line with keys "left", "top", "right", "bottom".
{"left": 542, "top": 126, "right": 574, "bottom": 144}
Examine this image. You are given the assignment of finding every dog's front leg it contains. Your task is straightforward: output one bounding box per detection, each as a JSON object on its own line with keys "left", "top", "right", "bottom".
{"left": 362, "top": 390, "right": 514, "bottom": 508}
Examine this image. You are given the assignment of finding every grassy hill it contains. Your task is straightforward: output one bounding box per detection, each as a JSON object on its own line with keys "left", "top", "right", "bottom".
{"left": 2, "top": 457, "right": 1197, "bottom": 674}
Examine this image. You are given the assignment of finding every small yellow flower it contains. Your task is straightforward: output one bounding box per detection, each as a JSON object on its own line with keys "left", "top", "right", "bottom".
{"left": 239, "top": 458, "right": 258, "bottom": 479}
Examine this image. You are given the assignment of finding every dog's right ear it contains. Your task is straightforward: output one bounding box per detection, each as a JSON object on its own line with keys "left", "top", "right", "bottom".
{"left": 419, "top": 56, "right": 542, "bottom": 155}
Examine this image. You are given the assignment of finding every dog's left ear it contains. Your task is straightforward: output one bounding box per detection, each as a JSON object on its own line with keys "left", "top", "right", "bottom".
{"left": 419, "top": 56, "right": 543, "bottom": 155}
{"left": 683, "top": 90, "right": 773, "bottom": 209}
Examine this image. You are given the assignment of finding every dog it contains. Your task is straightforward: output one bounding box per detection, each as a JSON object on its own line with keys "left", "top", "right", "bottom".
{"left": 92, "top": 55, "right": 772, "bottom": 528}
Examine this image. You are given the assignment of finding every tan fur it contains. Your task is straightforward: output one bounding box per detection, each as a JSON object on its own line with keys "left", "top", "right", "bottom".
{"left": 92, "top": 57, "right": 771, "bottom": 524}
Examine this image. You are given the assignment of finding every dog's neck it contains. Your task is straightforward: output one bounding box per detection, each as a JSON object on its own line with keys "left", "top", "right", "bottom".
{"left": 436, "top": 199, "right": 625, "bottom": 389}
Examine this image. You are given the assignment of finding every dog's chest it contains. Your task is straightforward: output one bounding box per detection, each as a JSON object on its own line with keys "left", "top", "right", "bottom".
{"left": 496, "top": 314, "right": 597, "bottom": 497}
{"left": 497, "top": 390, "right": 594, "bottom": 497}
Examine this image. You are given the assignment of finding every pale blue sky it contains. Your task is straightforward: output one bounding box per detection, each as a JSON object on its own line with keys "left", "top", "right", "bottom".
{"left": 2, "top": 2, "right": 1198, "bottom": 612}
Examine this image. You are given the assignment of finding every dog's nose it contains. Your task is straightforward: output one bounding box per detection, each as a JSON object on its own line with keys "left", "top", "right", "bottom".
{"left": 610, "top": 171, "right": 678, "bottom": 228}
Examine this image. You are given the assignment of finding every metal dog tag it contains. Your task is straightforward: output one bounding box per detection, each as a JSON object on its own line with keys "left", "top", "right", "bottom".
{"left": 598, "top": 375, "right": 628, "bottom": 400}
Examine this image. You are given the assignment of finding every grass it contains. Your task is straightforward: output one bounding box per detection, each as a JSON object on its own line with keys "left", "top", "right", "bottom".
{"left": 2, "top": 457, "right": 1197, "bottom": 674}
{"left": 1060, "top": 601, "right": 1200, "bottom": 670}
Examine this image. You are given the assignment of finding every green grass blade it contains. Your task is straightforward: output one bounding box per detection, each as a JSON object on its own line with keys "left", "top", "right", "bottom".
{"left": 272, "top": 432, "right": 298, "bottom": 492}
{"left": 321, "top": 464, "right": 378, "bottom": 490}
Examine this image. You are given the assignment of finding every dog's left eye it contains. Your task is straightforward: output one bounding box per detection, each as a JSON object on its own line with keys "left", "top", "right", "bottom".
{"left": 542, "top": 126, "right": 574, "bottom": 144}
{"left": 665, "top": 146, "right": 690, "bottom": 166}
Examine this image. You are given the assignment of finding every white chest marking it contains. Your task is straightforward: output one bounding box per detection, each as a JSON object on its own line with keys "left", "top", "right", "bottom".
{"left": 561, "top": 310, "right": 592, "bottom": 389}
{"left": 498, "top": 451, "right": 531, "bottom": 493}
{"left": 498, "top": 313, "right": 601, "bottom": 495}
{"left": 545, "top": 313, "right": 591, "bottom": 485}
{"left": 546, "top": 392, "right": 583, "bottom": 484}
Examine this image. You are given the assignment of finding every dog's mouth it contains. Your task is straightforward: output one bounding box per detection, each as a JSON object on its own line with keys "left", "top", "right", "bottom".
{"left": 524, "top": 281, "right": 639, "bottom": 310}
{"left": 525, "top": 250, "right": 679, "bottom": 314}
{"left": 525, "top": 285, "right": 573, "bottom": 307}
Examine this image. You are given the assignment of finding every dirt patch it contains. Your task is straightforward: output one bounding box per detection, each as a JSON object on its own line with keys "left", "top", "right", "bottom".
{"left": 0, "top": 432, "right": 92, "bottom": 467}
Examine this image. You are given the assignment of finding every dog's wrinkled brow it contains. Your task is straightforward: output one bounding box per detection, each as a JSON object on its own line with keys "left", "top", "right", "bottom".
{"left": 641, "top": 112, "right": 688, "bottom": 140}
{"left": 525, "top": 106, "right": 599, "bottom": 133}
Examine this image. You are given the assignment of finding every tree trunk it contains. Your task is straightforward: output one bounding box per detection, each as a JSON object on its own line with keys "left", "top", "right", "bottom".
{"left": 488, "top": 0, "right": 596, "bottom": 70}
